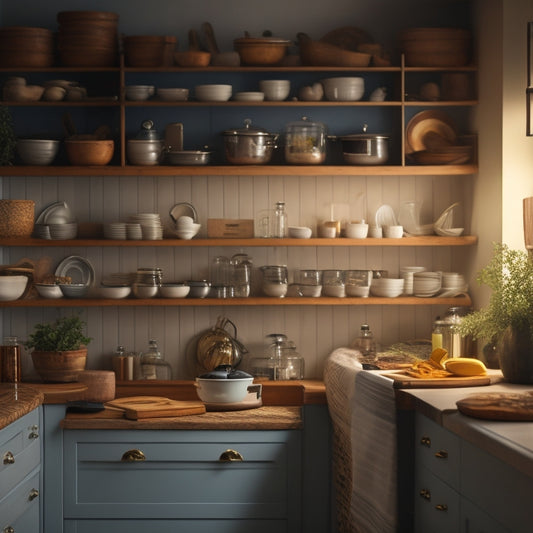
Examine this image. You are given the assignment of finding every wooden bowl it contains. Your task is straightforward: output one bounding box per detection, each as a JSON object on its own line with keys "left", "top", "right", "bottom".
{"left": 298, "top": 33, "right": 371, "bottom": 67}
{"left": 65, "top": 139, "right": 114, "bottom": 166}
{"left": 174, "top": 50, "right": 211, "bottom": 67}
{"left": 234, "top": 37, "right": 290, "bottom": 66}
{"left": 31, "top": 349, "right": 87, "bottom": 383}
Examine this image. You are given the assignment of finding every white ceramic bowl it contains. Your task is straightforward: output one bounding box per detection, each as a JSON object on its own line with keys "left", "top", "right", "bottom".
{"left": 159, "top": 283, "right": 190, "bottom": 298}
{"left": 345, "top": 223, "right": 369, "bottom": 239}
{"left": 125, "top": 85, "right": 154, "bottom": 101}
{"left": 91, "top": 286, "right": 131, "bottom": 299}
{"left": 383, "top": 225, "right": 404, "bottom": 238}
{"left": 195, "top": 376, "right": 254, "bottom": 403}
{"left": 17, "top": 139, "right": 60, "bottom": 165}
{"left": 0, "top": 275, "right": 28, "bottom": 301}
{"left": 370, "top": 278, "right": 404, "bottom": 298}
{"left": 345, "top": 285, "right": 370, "bottom": 297}
{"left": 35, "top": 283, "right": 63, "bottom": 299}
{"left": 173, "top": 223, "right": 201, "bottom": 240}
{"left": 59, "top": 283, "right": 89, "bottom": 298}
{"left": 132, "top": 283, "right": 159, "bottom": 298}
{"left": 156, "top": 87, "right": 189, "bottom": 101}
{"left": 48, "top": 222, "right": 78, "bottom": 240}
{"left": 288, "top": 226, "right": 312, "bottom": 239}
{"left": 299, "top": 284, "right": 322, "bottom": 297}
{"left": 259, "top": 79, "right": 290, "bottom": 101}
{"left": 195, "top": 84, "right": 232, "bottom": 102}
{"left": 322, "top": 77, "right": 364, "bottom": 101}
{"left": 233, "top": 91, "right": 265, "bottom": 102}
{"left": 187, "top": 281, "right": 211, "bottom": 298}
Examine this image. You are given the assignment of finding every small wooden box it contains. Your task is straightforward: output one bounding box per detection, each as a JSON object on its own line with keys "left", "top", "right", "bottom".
{"left": 207, "top": 219, "right": 254, "bottom": 238}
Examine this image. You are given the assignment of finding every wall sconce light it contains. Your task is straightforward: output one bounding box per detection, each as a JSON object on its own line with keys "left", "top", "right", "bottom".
{"left": 527, "top": 22, "right": 533, "bottom": 135}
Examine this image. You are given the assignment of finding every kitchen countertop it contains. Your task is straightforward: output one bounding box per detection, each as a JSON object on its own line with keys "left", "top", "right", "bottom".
{"left": 0, "top": 383, "right": 43, "bottom": 430}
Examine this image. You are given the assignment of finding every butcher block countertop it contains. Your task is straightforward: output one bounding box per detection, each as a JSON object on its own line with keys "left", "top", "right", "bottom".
{"left": 0, "top": 384, "right": 44, "bottom": 430}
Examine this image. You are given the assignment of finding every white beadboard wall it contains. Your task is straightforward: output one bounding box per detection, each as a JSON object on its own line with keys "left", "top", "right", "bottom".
{"left": 1, "top": 172, "right": 472, "bottom": 380}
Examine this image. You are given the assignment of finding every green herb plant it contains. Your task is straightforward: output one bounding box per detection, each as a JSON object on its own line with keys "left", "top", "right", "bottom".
{"left": 459, "top": 242, "right": 533, "bottom": 343}
{"left": 25, "top": 315, "right": 92, "bottom": 352}
{"left": 0, "top": 106, "right": 16, "bottom": 166}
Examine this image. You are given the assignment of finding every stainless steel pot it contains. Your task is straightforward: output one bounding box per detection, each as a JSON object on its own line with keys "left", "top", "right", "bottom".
{"left": 222, "top": 118, "right": 278, "bottom": 165}
{"left": 336, "top": 124, "right": 389, "bottom": 165}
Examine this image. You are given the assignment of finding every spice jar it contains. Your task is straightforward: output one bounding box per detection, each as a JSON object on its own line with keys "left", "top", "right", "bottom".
{"left": 284, "top": 116, "right": 327, "bottom": 164}
{"left": 0, "top": 336, "right": 21, "bottom": 383}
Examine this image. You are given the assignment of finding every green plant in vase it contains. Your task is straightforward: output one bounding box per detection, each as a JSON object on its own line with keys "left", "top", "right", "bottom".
{"left": 25, "top": 315, "right": 92, "bottom": 382}
{"left": 459, "top": 242, "right": 533, "bottom": 383}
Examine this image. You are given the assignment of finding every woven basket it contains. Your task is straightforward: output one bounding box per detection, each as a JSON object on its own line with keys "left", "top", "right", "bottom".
{"left": 0, "top": 200, "right": 35, "bottom": 237}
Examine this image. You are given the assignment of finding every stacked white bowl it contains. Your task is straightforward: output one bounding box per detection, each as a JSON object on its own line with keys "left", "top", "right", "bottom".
{"left": 129, "top": 213, "right": 163, "bottom": 240}
{"left": 34, "top": 201, "right": 77, "bottom": 240}
{"left": 400, "top": 266, "right": 426, "bottom": 295}
{"left": 321, "top": 77, "right": 364, "bottom": 101}
{"left": 172, "top": 215, "right": 201, "bottom": 240}
{"left": 259, "top": 80, "right": 290, "bottom": 101}
{"left": 370, "top": 277, "right": 404, "bottom": 298}
{"left": 195, "top": 84, "right": 232, "bottom": 102}
{"left": 441, "top": 272, "right": 468, "bottom": 294}
{"left": 17, "top": 139, "right": 60, "bottom": 165}
{"left": 156, "top": 87, "right": 189, "bottom": 101}
{"left": 125, "top": 85, "right": 154, "bottom": 101}
{"left": 104, "top": 222, "right": 127, "bottom": 239}
{"left": 413, "top": 271, "right": 442, "bottom": 297}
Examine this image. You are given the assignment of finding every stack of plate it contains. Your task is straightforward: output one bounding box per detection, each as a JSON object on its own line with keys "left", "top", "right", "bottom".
{"left": 103, "top": 222, "right": 127, "bottom": 239}
{"left": 413, "top": 271, "right": 442, "bottom": 297}
{"left": 55, "top": 255, "right": 95, "bottom": 289}
{"left": 370, "top": 278, "right": 404, "bottom": 298}
{"left": 129, "top": 213, "right": 163, "bottom": 240}
{"left": 440, "top": 272, "right": 468, "bottom": 296}
{"left": 34, "top": 201, "right": 77, "bottom": 240}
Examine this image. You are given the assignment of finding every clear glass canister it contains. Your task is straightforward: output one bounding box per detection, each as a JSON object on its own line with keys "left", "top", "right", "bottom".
{"left": 284, "top": 116, "right": 327, "bottom": 165}
{"left": 140, "top": 339, "right": 172, "bottom": 380}
{"left": 1, "top": 336, "right": 21, "bottom": 383}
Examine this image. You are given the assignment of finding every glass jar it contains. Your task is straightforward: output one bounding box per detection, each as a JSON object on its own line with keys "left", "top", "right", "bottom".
{"left": 273, "top": 201, "right": 288, "bottom": 238}
{"left": 284, "top": 116, "right": 327, "bottom": 165}
{"left": 231, "top": 253, "right": 252, "bottom": 297}
{"left": 351, "top": 324, "right": 377, "bottom": 360}
{"left": 140, "top": 339, "right": 172, "bottom": 380}
{"left": 0, "top": 336, "right": 21, "bottom": 383}
{"left": 260, "top": 265, "right": 288, "bottom": 297}
{"left": 322, "top": 269, "right": 345, "bottom": 297}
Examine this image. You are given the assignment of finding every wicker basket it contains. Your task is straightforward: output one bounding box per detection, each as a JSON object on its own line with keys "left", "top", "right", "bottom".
{"left": 0, "top": 199, "right": 35, "bottom": 238}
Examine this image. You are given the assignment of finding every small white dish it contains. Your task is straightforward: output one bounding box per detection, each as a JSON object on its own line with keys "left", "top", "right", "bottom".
{"left": 288, "top": 226, "right": 312, "bottom": 239}
{"left": 234, "top": 91, "right": 265, "bottom": 102}
{"left": 35, "top": 283, "right": 63, "bottom": 299}
{"left": 383, "top": 225, "right": 404, "bottom": 238}
{"left": 159, "top": 283, "right": 190, "bottom": 298}
{"left": 368, "top": 225, "right": 383, "bottom": 238}
{"left": 434, "top": 226, "right": 464, "bottom": 237}
{"left": 345, "top": 223, "right": 368, "bottom": 239}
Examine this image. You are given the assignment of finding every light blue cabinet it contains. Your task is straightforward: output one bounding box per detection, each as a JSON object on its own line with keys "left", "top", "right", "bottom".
{"left": 63, "top": 428, "right": 301, "bottom": 531}
{"left": 0, "top": 407, "right": 42, "bottom": 533}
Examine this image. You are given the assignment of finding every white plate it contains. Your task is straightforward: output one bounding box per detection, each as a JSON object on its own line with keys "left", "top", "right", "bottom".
{"left": 169, "top": 202, "right": 197, "bottom": 223}
{"left": 55, "top": 255, "right": 95, "bottom": 287}
{"left": 35, "top": 201, "right": 66, "bottom": 224}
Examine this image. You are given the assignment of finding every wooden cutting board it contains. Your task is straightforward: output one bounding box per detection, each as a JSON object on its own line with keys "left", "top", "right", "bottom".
{"left": 383, "top": 371, "right": 493, "bottom": 389}
{"left": 105, "top": 396, "right": 206, "bottom": 420}
{"left": 457, "top": 391, "right": 533, "bottom": 420}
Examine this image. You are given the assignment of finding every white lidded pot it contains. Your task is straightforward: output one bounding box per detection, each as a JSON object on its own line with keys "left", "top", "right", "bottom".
{"left": 195, "top": 364, "right": 261, "bottom": 403}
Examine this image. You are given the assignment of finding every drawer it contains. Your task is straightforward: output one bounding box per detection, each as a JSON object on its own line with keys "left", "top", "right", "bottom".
{"left": 415, "top": 465, "right": 460, "bottom": 533}
{"left": 0, "top": 468, "right": 40, "bottom": 531}
{"left": 65, "top": 519, "right": 290, "bottom": 533}
{"left": 0, "top": 408, "right": 41, "bottom": 501}
{"left": 461, "top": 439, "right": 533, "bottom": 533}
{"left": 415, "top": 413, "right": 460, "bottom": 488}
{"left": 64, "top": 429, "right": 301, "bottom": 521}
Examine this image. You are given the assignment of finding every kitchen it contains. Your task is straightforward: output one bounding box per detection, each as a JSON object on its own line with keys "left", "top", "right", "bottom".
{"left": 1, "top": 0, "right": 533, "bottom": 531}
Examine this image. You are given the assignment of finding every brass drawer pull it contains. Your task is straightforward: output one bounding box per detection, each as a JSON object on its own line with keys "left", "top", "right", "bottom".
{"left": 420, "top": 436, "right": 431, "bottom": 447}
{"left": 29, "top": 488, "right": 39, "bottom": 501}
{"left": 434, "top": 450, "right": 448, "bottom": 459}
{"left": 419, "top": 489, "right": 431, "bottom": 500}
{"left": 4, "top": 526, "right": 14, "bottom": 533}
{"left": 121, "top": 449, "right": 146, "bottom": 462}
{"left": 219, "top": 449, "right": 244, "bottom": 462}
{"left": 3, "top": 451, "right": 14, "bottom": 465}
{"left": 435, "top": 504, "right": 448, "bottom": 512}
{"left": 28, "top": 425, "right": 39, "bottom": 439}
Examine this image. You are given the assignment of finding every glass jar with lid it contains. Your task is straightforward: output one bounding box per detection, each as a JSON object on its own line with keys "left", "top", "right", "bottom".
{"left": 284, "top": 116, "right": 327, "bottom": 165}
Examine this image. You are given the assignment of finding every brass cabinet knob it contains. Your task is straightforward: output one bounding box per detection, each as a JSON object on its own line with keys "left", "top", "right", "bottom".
{"left": 435, "top": 504, "right": 448, "bottom": 512}
{"left": 420, "top": 436, "right": 431, "bottom": 447}
{"left": 29, "top": 488, "right": 39, "bottom": 501}
{"left": 28, "top": 425, "right": 39, "bottom": 439}
{"left": 3, "top": 451, "right": 14, "bottom": 465}
{"left": 121, "top": 449, "right": 146, "bottom": 462}
{"left": 219, "top": 449, "right": 244, "bottom": 462}
{"left": 419, "top": 489, "right": 431, "bottom": 500}
{"left": 434, "top": 450, "right": 448, "bottom": 459}
{"left": 4, "top": 526, "right": 15, "bottom": 533}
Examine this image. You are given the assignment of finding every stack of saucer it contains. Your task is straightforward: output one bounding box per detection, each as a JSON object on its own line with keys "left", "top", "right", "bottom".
{"left": 413, "top": 271, "right": 442, "bottom": 297}
{"left": 104, "top": 222, "right": 127, "bottom": 239}
{"left": 129, "top": 213, "right": 163, "bottom": 240}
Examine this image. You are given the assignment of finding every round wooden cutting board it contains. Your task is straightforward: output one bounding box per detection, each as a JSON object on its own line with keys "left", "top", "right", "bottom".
{"left": 456, "top": 391, "right": 533, "bottom": 420}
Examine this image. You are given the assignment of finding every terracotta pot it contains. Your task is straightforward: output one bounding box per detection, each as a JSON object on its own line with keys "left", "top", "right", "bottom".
{"left": 31, "top": 348, "right": 87, "bottom": 382}
{"left": 497, "top": 325, "right": 533, "bottom": 384}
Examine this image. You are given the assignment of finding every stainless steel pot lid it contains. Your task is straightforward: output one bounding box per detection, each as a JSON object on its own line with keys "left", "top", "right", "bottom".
{"left": 223, "top": 118, "right": 274, "bottom": 136}
{"left": 338, "top": 123, "right": 388, "bottom": 140}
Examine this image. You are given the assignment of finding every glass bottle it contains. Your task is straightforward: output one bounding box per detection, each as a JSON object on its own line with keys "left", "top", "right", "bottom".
{"left": 140, "top": 339, "right": 172, "bottom": 380}
{"left": 351, "top": 324, "right": 377, "bottom": 360}
{"left": 273, "top": 201, "right": 288, "bottom": 238}
{"left": 231, "top": 253, "right": 252, "bottom": 297}
{"left": 112, "top": 344, "right": 127, "bottom": 380}
{"left": 281, "top": 340, "right": 305, "bottom": 380}
{"left": 0, "top": 336, "right": 21, "bottom": 383}
{"left": 431, "top": 319, "right": 445, "bottom": 351}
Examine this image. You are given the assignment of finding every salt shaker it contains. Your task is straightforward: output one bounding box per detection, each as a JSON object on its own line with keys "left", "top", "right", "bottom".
{"left": 273, "top": 201, "right": 287, "bottom": 238}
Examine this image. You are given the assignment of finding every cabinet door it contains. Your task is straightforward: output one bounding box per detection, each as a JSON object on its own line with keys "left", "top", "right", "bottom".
{"left": 64, "top": 429, "right": 300, "bottom": 525}
{"left": 460, "top": 497, "right": 509, "bottom": 533}
{"left": 0, "top": 469, "right": 40, "bottom": 532}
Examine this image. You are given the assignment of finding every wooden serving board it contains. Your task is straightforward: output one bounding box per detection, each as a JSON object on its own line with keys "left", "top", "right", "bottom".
{"left": 457, "top": 391, "right": 533, "bottom": 420}
{"left": 383, "top": 371, "right": 493, "bottom": 389}
{"left": 105, "top": 396, "right": 206, "bottom": 420}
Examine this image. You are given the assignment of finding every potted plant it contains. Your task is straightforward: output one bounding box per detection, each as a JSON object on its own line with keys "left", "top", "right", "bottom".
{"left": 459, "top": 242, "right": 533, "bottom": 383}
{"left": 26, "top": 315, "right": 92, "bottom": 382}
